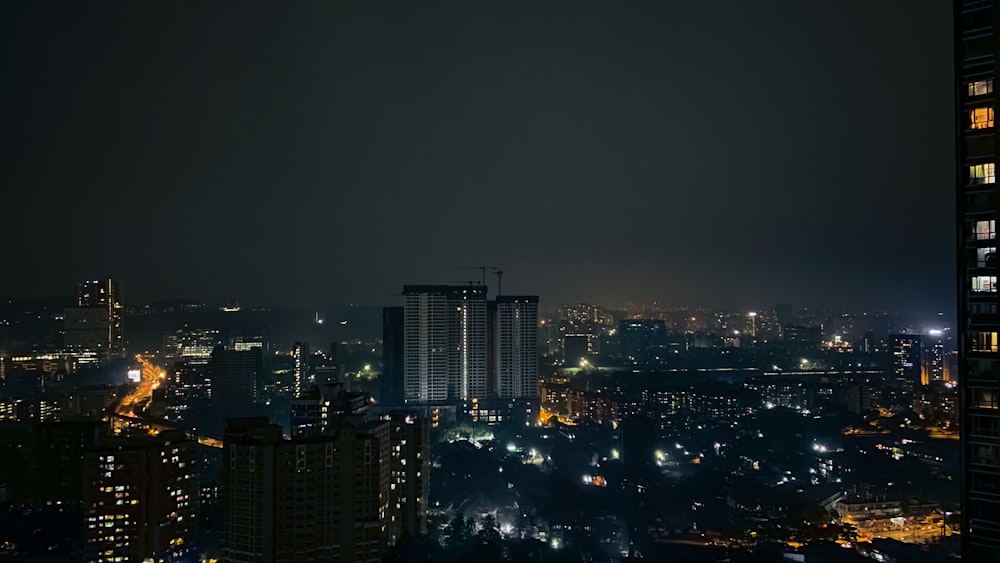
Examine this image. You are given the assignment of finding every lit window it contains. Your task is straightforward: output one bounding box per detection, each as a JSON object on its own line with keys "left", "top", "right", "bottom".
{"left": 976, "top": 220, "right": 997, "bottom": 240}
{"left": 974, "top": 331, "right": 1000, "bottom": 352}
{"left": 978, "top": 247, "right": 997, "bottom": 267}
{"left": 969, "top": 79, "right": 994, "bottom": 97}
{"left": 970, "top": 107, "right": 995, "bottom": 129}
{"left": 973, "top": 276, "right": 998, "bottom": 292}
{"left": 970, "top": 163, "right": 996, "bottom": 184}
{"left": 974, "top": 388, "right": 999, "bottom": 410}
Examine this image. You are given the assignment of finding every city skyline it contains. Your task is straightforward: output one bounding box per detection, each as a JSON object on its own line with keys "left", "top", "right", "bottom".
{"left": 0, "top": 1, "right": 955, "bottom": 312}
{"left": 0, "top": 277, "right": 960, "bottom": 319}
{"left": 0, "top": 2, "right": 972, "bottom": 560}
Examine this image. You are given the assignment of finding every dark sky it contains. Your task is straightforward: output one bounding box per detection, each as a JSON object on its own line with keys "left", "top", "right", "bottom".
{"left": 1, "top": 1, "right": 955, "bottom": 312}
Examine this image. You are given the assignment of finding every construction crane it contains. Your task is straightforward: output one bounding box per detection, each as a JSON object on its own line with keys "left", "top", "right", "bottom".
{"left": 437, "top": 265, "right": 501, "bottom": 288}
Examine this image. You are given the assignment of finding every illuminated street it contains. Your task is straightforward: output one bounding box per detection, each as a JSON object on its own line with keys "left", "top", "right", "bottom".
{"left": 114, "top": 354, "right": 165, "bottom": 418}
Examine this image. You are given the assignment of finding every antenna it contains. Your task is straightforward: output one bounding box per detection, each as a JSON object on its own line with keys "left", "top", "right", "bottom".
{"left": 495, "top": 269, "right": 503, "bottom": 296}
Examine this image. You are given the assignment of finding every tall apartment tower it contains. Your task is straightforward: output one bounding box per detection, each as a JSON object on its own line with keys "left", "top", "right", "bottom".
{"left": 495, "top": 296, "right": 539, "bottom": 399}
{"left": 923, "top": 334, "right": 947, "bottom": 385}
{"left": 385, "top": 410, "right": 430, "bottom": 542}
{"left": 64, "top": 278, "right": 125, "bottom": 357}
{"left": 82, "top": 430, "right": 199, "bottom": 563}
{"left": 292, "top": 341, "right": 310, "bottom": 397}
{"left": 221, "top": 417, "right": 391, "bottom": 563}
{"left": 889, "top": 334, "right": 922, "bottom": 388}
{"left": 381, "top": 307, "right": 404, "bottom": 406}
{"left": 211, "top": 346, "right": 261, "bottom": 414}
{"left": 402, "top": 285, "right": 488, "bottom": 403}
{"left": 957, "top": 1, "right": 1000, "bottom": 557}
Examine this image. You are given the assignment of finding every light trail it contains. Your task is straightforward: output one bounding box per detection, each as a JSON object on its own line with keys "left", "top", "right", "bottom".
{"left": 111, "top": 355, "right": 222, "bottom": 448}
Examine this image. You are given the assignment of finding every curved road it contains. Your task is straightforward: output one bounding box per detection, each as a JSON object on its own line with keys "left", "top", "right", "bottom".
{"left": 112, "top": 355, "right": 222, "bottom": 448}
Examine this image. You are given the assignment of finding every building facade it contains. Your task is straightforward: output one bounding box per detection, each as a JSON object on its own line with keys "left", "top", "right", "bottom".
{"left": 957, "top": 0, "right": 1000, "bottom": 557}
{"left": 890, "top": 334, "right": 923, "bottom": 388}
{"left": 402, "top": 285, "right": 488, "bottom": 403}
{"left": 82, "top": 430, "right": 199, "bottom": 563}
{"left": 384, "top": 410, "right": 430, "bottom": 543}
{"left": 292, "top": 341, "right": 310, "bottom": 397}
{"left": 211, "top": 346, "right": 262, "bottom": 414}
{"left": 618, "top": 319, "right": 668, "bottom": 363}
{"left": 495, "top": 296, "right": 539, "bottom": 399}
{"left": 64, "top": 279, "right": 125, "bottom": 358}
{"left": 381, "top": 307, "right": 404, "bottom": 406}
{"left": 221, "top": 417, "right": 391, "bottom": 563}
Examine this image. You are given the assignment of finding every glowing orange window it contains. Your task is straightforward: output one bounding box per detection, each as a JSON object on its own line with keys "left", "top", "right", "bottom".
{"left": 970, "top": 107, "right": 994, "bottom": 129}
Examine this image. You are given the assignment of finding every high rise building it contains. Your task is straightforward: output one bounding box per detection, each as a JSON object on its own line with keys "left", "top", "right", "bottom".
{"left": 229, "top": 329, "right": 268, "bottom": 353}
{"left": 890, "top": 334, "right": 922, "bottom": 388}
{"left": 292, "top": 341, "right": 311, "bottom": 397}
{"left": 782, "top": 324, "right": 823, "bottom": 349}
{"left": 381, "top": 307, "right": 404, "bottom": 406}
{"left": 165, "top": 327, "right": 222, "bottom": 365}
{"left": 744, "top": 311, "right": 758, "bottom": 338}
{"left": 618, "top": 319, "right": 668, "bottom": 363}
{"left": 402, "top": 285, "right": 487, "bottom": 403}
{"left": 290, "top": 382, "right": 371, "bottom": 438}
{"left": 487, "top": 299, "right": 499, "bottom": 397}
{"left": 221, "top": 416, "right": 391, "bottom": 563}
{"left": 957, "top": 1, "right": 1000, "bottom": 556}
{"left": 923, "top": 333, "right": 947, "bottom": 385}
{"left": 495, "top": 296, "right": 539, "bottom": 399}
{"left": 64, "top": 279, "right": 124, "bottom": 358}
{"left": 211, "top": 346, "right": 261, "bottom": 413}
{"left": 171, "top": 359, "right": 211, "bottom": 404}
{"left": 82, "top": 429, "right": 199, "bottom": 563}
{"left": 385, "top": 410, "right": 430, "bottom": 542}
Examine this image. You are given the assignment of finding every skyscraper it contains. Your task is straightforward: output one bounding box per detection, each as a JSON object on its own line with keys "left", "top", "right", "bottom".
{"left": 923, "top": 332, "right": 947, "bottom": 385}
{"left": 64, "top": 278, "right": 124, "bottom": 358}
{"left": 495, "top": 296, "right": 539, "bottom": 399}
{"left": 221, "top": 416, "right": 391, "bottom": 563}
{"left": 385, "top": 410, "right": 430, "bottom": 542}
{"left": 211, "top": 346, "right": 261, "bottom": 413}
{"left": 165, "top": 326, "right": 222, "bottom": 365}
{"left": 402, "top": 285, "right": 487, "bottom": 403}
{"left": 618, "top": 319, "right": 668, "bottom": 363}
{"left": 381, "top": 307, "right": 404, "bottom": 406}
{"left": 957, "top": 1, "right": 1000, "bottom": 557}
{"left": 83, "top": 429, "right": 199, "bottom": 563}
{"left": 890, "top": 334, "right": 922, "bottom": 388}
{"left": 292, "top": 341, "right": 310, "bottom": 397}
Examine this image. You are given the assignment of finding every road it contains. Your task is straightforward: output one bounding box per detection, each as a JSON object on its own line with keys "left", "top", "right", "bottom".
{"left": 112, "top": 354, "right": 222, "bottom": 448}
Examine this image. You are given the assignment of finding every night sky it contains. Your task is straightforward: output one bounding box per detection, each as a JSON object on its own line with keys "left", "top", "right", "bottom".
{"left": 1, "top": 1, "right": 955, "bottom": 312}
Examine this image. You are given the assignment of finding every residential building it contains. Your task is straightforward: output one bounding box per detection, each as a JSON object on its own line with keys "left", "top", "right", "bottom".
{"left": 82, "top": 430, "right": 199, "bottom": 563}
{"left": 292, "top": 341, "right": 310, "bottom": 397}
{"left": 956, "top": 1, "right": 1000, "bottom": 556}
{"left": 221, "top": 417, "right": 391, "bottom": 563}
{"left": 495, "top": 296, "right": 539, "bottom": 399}
{"left": 402, "top": 285, "right": 487, "bottom": 403}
